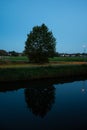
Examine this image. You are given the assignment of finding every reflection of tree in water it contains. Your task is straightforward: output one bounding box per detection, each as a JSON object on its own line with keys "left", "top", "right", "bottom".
{"left": 24, "top": 82, "right": 55, "bottom": 118}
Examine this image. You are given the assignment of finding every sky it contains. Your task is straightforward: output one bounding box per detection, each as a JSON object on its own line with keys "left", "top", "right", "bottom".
{"left": 0, "top": 0, "right": 87, "bottom": 53}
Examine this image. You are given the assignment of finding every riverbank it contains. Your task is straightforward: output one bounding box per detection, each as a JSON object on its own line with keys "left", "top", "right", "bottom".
{"left": 0, "top": 63, "right": 87, "bottom": 82}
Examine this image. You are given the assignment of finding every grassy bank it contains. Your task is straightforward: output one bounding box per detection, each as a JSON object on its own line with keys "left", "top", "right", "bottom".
{"left": 49, "top": 56, "right": 87, "bottom": 62}
{"left": 0, "top": 56, "right": 87, "bottom": 63}
{"left": 0, "top": 64, "right": 87, "bottom": 82}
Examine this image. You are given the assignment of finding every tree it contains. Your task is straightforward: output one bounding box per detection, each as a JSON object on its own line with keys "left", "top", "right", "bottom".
{"left": 8, "top": 51, "right": 19, "bottom": 56}
{"left": 24, "top": 24, "right": 56, "bottom": 63}
{"left": 0, "top": 50, "right": 8, "bottom": 56}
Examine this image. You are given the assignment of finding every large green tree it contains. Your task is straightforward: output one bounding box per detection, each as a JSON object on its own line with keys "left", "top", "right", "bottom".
{"left": 24, "top": 24, "right": 56, "bottom": 63}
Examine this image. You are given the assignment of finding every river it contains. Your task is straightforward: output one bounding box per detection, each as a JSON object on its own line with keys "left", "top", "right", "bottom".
{"left": 0, "top": 77, "right": 87, "bottom": 130}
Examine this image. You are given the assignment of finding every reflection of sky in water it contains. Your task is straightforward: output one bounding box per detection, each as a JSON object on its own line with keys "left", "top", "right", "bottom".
{"left": 54, "top": 81, "right": 87, "bottom": 115}
{"left": 53, "top": 80, "right": 87, "bottom": 129}
{"left": 0, "top": 80, "right": 87, "bottom": 130}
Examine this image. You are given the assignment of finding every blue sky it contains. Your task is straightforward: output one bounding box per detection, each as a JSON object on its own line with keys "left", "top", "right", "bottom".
{"left": 0, "top": 0, "right": 87, "bottom": 53}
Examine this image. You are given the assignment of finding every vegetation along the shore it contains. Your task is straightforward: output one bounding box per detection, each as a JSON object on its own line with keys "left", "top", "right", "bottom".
{"left": 0, "top": 64, "right": 87, "bottom": 82}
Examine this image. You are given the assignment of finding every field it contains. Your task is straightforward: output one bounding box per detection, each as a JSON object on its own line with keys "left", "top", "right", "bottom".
{"left": 49, "top": 56, "right": 87, "bottom": 62}
{"left": 0, "top": 56, "right": 87, "bottom": 65}
{"left": 0, "top": 56, "right": 86, "bottom": 68}
{"left": 0, "top": 56, "right": 87, "bottom": 82}
{"left": 0, "top": 56, "right": 28, "bottom": 62}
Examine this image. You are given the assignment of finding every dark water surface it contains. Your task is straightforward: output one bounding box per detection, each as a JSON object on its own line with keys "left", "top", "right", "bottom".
{"left": 0, "top": 78, "right": 87, "bottom": 130}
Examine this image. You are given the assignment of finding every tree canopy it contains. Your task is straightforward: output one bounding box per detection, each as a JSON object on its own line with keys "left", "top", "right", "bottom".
{"left": 0, "top": 50, "right": 8, "bottom": 56}
{"left": 24, "top": 24, "right": 56, "bottom": 63}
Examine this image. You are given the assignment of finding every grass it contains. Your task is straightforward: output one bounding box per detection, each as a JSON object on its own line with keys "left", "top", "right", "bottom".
{"left": 0, "top": 56, "right": 87, "bottom": 63}
{"left": 49, "top": 56, "right": 87, "bottom": 62}
{"left": 0, "top": 56, "right": 87, "bottom": 82}
{"left": 0, "top": 56, "right": 86, "bottom": 68}
{"left": 0, "top": 56, "right": 28, "bottom": 62}
{"left": 0, "top": 64, "right": 87, "bottom": 82}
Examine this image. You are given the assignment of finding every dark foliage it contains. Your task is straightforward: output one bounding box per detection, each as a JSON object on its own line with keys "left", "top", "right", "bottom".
{"left": 0, "top": 50, "right": 8, "bottom": 56}
{"left": 8, "top": 51, "right": 19, "bottom": 56}
{"left": 25, "top": 24, "right": 56, "bottom": 63}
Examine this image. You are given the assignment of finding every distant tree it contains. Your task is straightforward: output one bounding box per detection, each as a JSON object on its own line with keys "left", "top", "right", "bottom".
{"left": 0, "top": 50, "right": 8, "bottom": 56}
{"left": 75, "top": 53, "right": 81, "bottom": 57}
{"left": 24, "top": 24, "right": 56, "bottom": 63}
{"left": 54, "top": 52, "right": 60, "bottom": 57}
{"left": 8, "top": 51, "right": 19, "bottom": 56}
